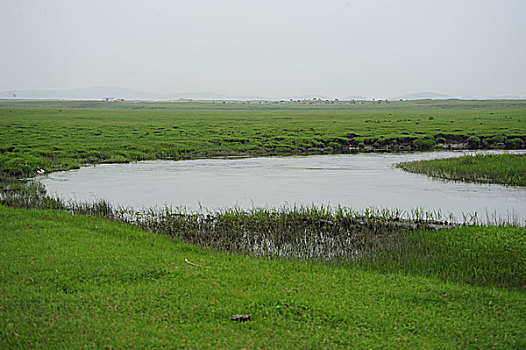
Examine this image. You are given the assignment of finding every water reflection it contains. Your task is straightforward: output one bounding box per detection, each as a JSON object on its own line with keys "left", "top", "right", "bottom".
{"left": 39, "top": 151, "right": 526, "bottom": 225}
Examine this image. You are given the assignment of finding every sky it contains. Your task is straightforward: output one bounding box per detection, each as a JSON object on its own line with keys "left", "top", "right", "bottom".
{"left": 1, "top": 0, "right": 525, "bottom": 99}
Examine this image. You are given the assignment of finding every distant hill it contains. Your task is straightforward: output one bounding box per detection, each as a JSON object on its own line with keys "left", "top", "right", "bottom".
{"left": 0, "top": 87, "right": 266, "bottom": 101}
{"left": 1, "top": 87, "right": 524, "bottom": 101}
{"left": 489, "top": 94, "right": 526, "bottom": 100}
{"left": 339, "top": 95, "right": 368, "bottom": 101}
{"left": 0, "top": 86, "right": 163, "bottom": 100}
{"left": 280, "top": 94, "right": 333, "bottom": 101}
{"left": 392, "top": 92, "right": 453, "bottom": 100}
{"left": 393, "top": 92, "right": 526, "bottom": 100}
{"left": 0, "top": 87, "right": 358, "bottom": 101}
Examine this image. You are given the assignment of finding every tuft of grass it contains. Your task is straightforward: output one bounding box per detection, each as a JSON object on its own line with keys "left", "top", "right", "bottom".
{"left": 1, "top": 205, "right": 525, "bottom": 348}
{"left": 398, "top": 153, "right": 526, "bottom": 186}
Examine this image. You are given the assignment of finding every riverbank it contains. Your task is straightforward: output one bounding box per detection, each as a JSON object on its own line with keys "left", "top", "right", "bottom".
{"left": 1, "top": 205, "right": 525, "bottom": 348}
{"left": 1, "top": 99, "right": 525, "bottom": 179}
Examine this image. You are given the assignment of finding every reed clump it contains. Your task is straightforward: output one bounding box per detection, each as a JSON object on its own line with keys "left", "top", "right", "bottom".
{"left": 0, "top": 181, "right": 452, "bottom": 262}
{"left": 123, "top": 205, "right": 438, "bottom": 261}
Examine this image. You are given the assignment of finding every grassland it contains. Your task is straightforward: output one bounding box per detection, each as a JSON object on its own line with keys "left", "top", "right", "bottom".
{"left": 1, "top": 205, "right": 525, "bottom": 349}
{"left": 1, "top": 99, "right": 525, "bottom": 178}
{"left": 399, "top": 153, "right": 526, "bottom": 186}
{"left": 1, "top": 99, "right": 526, "bottom": 348}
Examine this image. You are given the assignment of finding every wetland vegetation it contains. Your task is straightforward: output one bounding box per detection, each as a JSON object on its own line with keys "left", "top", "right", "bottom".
{"left": 2, "top": 180, "right": 524, "bottom": 290}
{"left": 398, "top": 153, "right": 526, "bottom": 187}
{"left": 1, "top": 99, "right": 525, "bottom": 348}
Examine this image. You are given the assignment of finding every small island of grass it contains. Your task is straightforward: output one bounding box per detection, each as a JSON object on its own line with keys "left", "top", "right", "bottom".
{"left": 398, "top": 153, "right": 526, "bottom": 186}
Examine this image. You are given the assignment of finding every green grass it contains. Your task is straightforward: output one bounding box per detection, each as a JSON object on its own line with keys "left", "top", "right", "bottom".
{"left": 1, "top": 205, "right": 525, "bottom": 349}
{"left": 2, "top": 99, "right": 525, "bottom": 348}
{"left": 398, "top": 154, "right": 526, "bottom": 186}
{"left": 363, "top": 225, "right": 526, "bottom": 289}
{"left": 1, "top": 99, "right": 525, "bottom": 178}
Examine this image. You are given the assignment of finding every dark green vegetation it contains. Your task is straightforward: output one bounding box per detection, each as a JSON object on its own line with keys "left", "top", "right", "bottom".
{"left": 1, "top": 99, "right": 525, "bottom": 178}
{"left": 2, "top": 205, "right": 525, "bottom": 349}
{"left": 399, "top": 153, "right": 526, "bottom": 187}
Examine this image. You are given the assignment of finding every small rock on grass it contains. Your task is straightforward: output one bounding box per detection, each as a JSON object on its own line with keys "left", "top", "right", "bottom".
{"left": 231, "top": 314, "right": 251, "bottom": 322}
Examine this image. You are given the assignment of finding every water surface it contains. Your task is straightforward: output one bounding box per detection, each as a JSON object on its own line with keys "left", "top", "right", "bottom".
{"left": 40, "top": 151, "right": 526, "bottom": 224}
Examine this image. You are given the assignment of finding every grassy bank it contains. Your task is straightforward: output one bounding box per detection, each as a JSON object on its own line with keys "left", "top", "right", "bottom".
{"left": 398, "top": 153, "right": 526, "bottom": 186}
{"left": 1, "top": 205, "right": 525, "bottom": 349}
{"left": 1, "top": 99, "right": 525, "bottom": 178}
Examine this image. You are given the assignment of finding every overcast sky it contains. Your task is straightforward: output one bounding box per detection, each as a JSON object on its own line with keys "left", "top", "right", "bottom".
{"left": 2, "top": 0, "right": 525, "bottom": 98}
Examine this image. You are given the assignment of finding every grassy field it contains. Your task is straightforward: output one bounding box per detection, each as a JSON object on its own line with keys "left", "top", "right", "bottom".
{"left": 1, "top": 205, "right": 525, "bottom": 349}
{"left": 1, "top": 99, "right": 525, "bottom": 348}
{"left": 1, "top": 99, "right": 525, "bottom": 178}
{"left": 399, "top": 153, "right": 526, "bottom": 186}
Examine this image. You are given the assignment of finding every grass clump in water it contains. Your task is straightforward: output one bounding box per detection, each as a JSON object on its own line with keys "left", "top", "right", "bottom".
{"left": 398, "top": 153, "right": 526, "bottom": 186}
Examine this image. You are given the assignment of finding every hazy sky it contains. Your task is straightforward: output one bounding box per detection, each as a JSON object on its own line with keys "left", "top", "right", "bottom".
{"left": 2, "top": 0, "right": 525, "bottom": 98}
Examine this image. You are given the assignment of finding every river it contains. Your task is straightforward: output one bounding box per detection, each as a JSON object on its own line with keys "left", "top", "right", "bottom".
{"left": 38, "top": 151, "right": 525, "bottom": 225}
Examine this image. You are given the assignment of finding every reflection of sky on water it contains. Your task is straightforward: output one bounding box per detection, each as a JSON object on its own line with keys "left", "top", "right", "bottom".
{"left": 40, "top": 151, "right": 526, "bottom": 225}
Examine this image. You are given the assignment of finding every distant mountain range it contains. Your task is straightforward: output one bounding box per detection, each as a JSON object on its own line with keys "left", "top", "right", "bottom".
{"left": 0, "top": 87, "right": 267, "bottom": 101}
{"left": 391, "top": 92, "right": 453, "bottom": 100}
{"left": 0, "top": 87, "right": 524, "bottom": 101}
{"left": 391, "top": 92, "right": 526, "bottom": 100}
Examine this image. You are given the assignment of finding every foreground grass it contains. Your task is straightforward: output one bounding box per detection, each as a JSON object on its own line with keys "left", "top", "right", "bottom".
{"left": 398, "top": 153, "right": 526, "bottom": 186}
{"left": 1, "top": 206, "right": 525, "bottom": 349}
{"left": 1, "top": 99, "right": 525, "bottom": 178}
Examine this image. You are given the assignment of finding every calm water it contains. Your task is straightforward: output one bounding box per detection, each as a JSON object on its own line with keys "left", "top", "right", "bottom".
{"left": 39, "top": 151, "right": 526, "bottom": 224}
